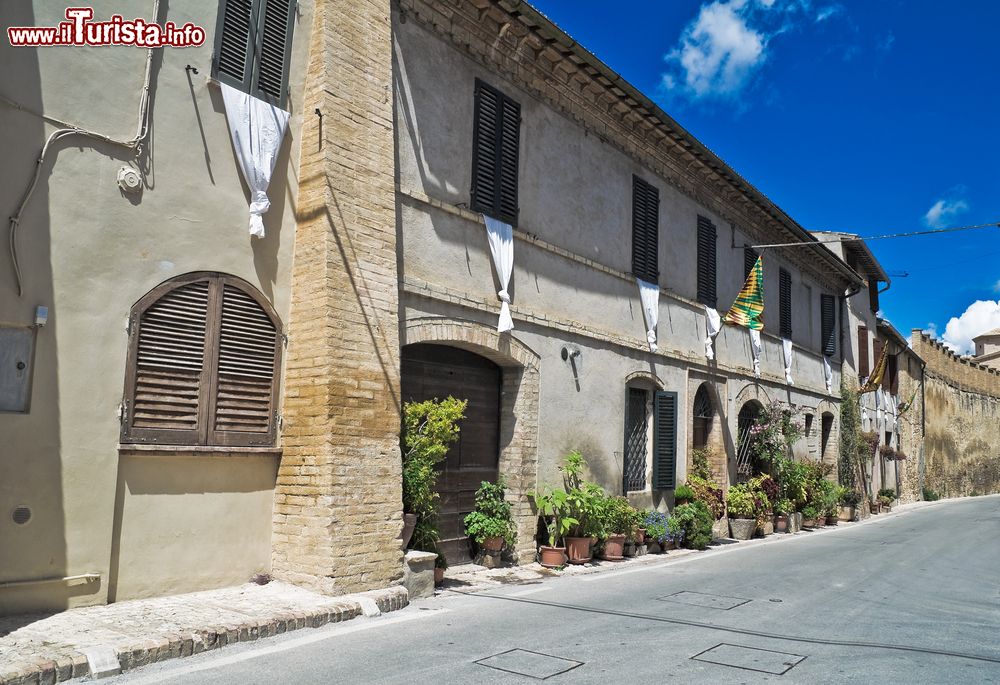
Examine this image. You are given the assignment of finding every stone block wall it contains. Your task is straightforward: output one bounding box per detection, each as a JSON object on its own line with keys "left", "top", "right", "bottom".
{"left": 911, "top": 332, "right": 1000, "bottom": 497}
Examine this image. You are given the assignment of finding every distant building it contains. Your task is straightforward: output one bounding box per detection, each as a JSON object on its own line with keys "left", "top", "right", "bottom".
{"left": 972, "top": 328, "right": 1000, "bottom": 369}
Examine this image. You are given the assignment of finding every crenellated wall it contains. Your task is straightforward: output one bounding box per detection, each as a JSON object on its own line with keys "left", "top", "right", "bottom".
{"left": 911, "top": 331, "right": 1000, "bottom": 497}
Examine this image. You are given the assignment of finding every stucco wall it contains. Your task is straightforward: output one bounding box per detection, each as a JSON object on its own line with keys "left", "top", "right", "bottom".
{"left": 0, "top": 1, "right": 311, "bottom": 612}
{"left": 912, "top": 332, "right": 1000, "bottom": 497}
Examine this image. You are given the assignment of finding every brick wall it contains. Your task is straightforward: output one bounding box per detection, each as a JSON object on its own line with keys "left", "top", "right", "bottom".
{"left": 273, "top": 0, "right": 403, "bottom": 593}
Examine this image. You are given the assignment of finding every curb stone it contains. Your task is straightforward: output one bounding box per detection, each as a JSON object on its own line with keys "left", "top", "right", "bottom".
{"left": 0, "top": 586, "right": 408, "bottom": 685}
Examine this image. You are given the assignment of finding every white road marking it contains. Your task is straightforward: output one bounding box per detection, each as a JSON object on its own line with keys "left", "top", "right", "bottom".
{"left": 119, "top": 608, "right": 449, "bottom": 684}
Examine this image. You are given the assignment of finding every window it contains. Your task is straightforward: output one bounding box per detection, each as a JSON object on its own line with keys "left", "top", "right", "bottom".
{"left": 692, "top": 384, "right": 713, "bottom": 451}
{"left": 873, "top": 338, "right": 884, "bottom": 378}
{"left": 121, "top": 273, "right": 282, "bottom": 447}
{"left": 868, "top": 279, "right": 880, "bottom": 314}
{"left": 820, "top": 294, "right": 836, "bottom": 357}
{"left": 631, "top": 176, "right": 659, "bottom": 283}
{"left": 821, "top": 413, "right": 834, "bottom": 460}
{"left": 470, "top": 79, "right": 521, "bottom": 225}
{"left": 213, "top": 0, "right": 296, "bottom": 107}
{"left": 696, "top": 216, "right": 717, "bottom": 307}
{"left": 652, "top": 390, "right": 678, "bottom": 489}
{"left": 884, "top": 351, "right": 899, "bottom": 394}
{"left": 858, "top": 326, "right": 870, "bottom": 378}
{"left": 743, "top": 247, "right": 758, "bottom": 280}
{"left": 779, "top": 267, "right": 792, "bottom": 339}
{"left": 623, "top": 387, "right": 649, "bottom": 492}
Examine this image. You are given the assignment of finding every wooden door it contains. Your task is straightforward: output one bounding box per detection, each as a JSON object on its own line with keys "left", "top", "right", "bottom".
{"left": 401, "top": 344, "right": 501, "bottom": 565}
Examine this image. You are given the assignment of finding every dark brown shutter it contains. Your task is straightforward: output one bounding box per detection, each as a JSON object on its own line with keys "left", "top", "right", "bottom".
{"left": 471, "top": 80, "right": 520, "bottom": 225}
{"left": 869, "top": 279, "right": 880, "bottom": 314}
{"left": 858, "top": 326, "right": 870, "bottom": 378}
{"left": 744, "top": 247, "right": 758, "bottom": 280}
{"left": 887, "top": 353, "right": 899, "bottom": 394}
{"left": 631, "top": 176, "right": 659, "bottom": 283}
{"left": 213, "top": 0, "right": 255, "bottom": 92}
{"left": 123, "top": 278, "right": 212, "bottom": 445}
{"left": 208, "top": 280, "right": 281, "bottom": 446}
{"left": 779, "top": 268, "right": 792, "bottom": 339}
{"left": 697, "top": 216, "right": 717, "bottom": 307}
{"left": 652, "top": 390, "right": 677, "bottom": 490}
{"left": 821, "top": 294, "right": 836, "bottom": 357}
{"left": 253, "top": 0, "right": 296, "bottom": 104}
{"left": 873, "top": 338, "right": 884, "bottom": 382}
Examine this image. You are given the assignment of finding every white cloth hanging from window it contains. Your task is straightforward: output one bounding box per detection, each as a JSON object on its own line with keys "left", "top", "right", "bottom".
{"left": 704, "top": 306, "right": 721, "bottom": 359}
{"left": 220, "top": 82, "right": 291, "bottom": 238}
{"left": 782, "top": 338, "right": 794, "bottom": 385}
{"left": 748, "top": 329, "right": 762, "bottom": 378}
{"left": 875, "top": 388, "right": 884, "bottom": 429}
{"left": 483, "top": 215, "right": 514, "bottom": 332}
{"left": 636, "top": 278, "right": 660, "bottom": 352}
{"left": 822, "top": 356, "right": 833, "bottom": 393}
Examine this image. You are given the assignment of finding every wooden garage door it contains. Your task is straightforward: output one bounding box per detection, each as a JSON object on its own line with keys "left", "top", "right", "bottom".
{"left": 401, "top": 344, "right": 501, "bottom": 565}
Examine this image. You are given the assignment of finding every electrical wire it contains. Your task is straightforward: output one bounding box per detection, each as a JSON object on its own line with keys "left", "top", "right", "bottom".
{"left": 4, "top": 0, "right": 158, "bottom": 297}
{"left": 751, "top": 221, "right": 1000, "bottom": 250}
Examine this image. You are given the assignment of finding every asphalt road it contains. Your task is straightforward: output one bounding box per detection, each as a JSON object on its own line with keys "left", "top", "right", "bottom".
{"left": 103, "top": 495, "right": 1000, "bottom": 684}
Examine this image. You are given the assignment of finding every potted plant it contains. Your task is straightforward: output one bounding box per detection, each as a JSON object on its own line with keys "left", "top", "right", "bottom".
{"left": 433, "top": 550, "right": 448, "bottom": 585}
{"left": 599, "top": 496, "right": 637, "bottom": 560}
{"left": 749, "top": 475, "right": 778, "bottom": 536}
{"left": 464, "top": 478, "right": 516, "bottom": 554}
{"left": 774, "top": 498, "right": 793, "bottom": 533}
{"left": 401, "top": 398, "right": 467, "bottom": 556}
{"left": 674, "top": 484, "right": 696, "bottom": 506}
{"left": 801, "top": 504, "right": 820, "bottom": 528}
{"left": 672, "top": 501, "right": 713, "bottom": 550}
{"left": 643, "top": 510, "right": 669, "bottom": 552}
{"left": 878, "top": 488, "right": 896, "bottom": 512}
{"left": 870, "top": 497, "right": 881, "bottom": 514}
{"left": 558, "top": 451, "right": 606, "bottom": 564}
{"left": 726, "top": 483, "right": 757, "bottom": 540}
{"left": 838, "top": 488, "right": 861, "bottom": 521}
{"left": 686, "top": 450, "right": 727, "bottom": 539}
{"left": 531, "top": 486, "right": 574, "bottom": 568}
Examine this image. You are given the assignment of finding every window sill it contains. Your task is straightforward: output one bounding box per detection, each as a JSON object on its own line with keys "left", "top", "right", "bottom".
{"left": 118, "top": 444, "right": 282, "bottom": 457}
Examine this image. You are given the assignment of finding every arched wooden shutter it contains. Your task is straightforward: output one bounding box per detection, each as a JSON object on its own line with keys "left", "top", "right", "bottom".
{"left": 208, "top": 280, "right": 281, "bottom": 446}
{"left": 122, "top": 274, "right": 281, "bottom": 447}
{"left": 123, "top": 277, "right": 212, "bottom": 445}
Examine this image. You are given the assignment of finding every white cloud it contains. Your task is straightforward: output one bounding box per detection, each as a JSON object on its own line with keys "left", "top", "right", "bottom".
{"left": 816, "top": 5, "right": 841, "bottom": 22}
{"left": 993, "top": 279, "right": 1000, "bottom": 293}
{"left": 923, "top": 197, "right": 969, "bottom": 229}
{"left": 939, "top": 300, "right": 1000, "bottom": 355}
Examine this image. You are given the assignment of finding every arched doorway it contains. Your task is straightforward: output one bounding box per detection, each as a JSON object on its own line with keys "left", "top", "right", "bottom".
{"left": 692, "top": 384, "right": 714, "bottom": 451}
{"left": 401, "top": 343, "right": 501, "bottom": 565}
{"left": 735, "top": 400, "right": 764, "bottom": 483}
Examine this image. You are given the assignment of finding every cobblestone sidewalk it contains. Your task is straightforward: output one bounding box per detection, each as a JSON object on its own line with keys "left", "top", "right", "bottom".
{"left": 0, "top": 582, "right": 407, "bottom": 684}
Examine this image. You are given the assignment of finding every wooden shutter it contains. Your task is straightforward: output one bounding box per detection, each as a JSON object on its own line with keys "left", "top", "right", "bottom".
{"left": 252, "top": 0, "right": 296, "bottom": 105}
{"left": 471, "top": 80, "right": 520, "bottom": 225}
{"left": 652, "top": 390, "right": 677, "bottom": 490}
{"left": 872, "top": 338, "right": 884, "bottom": 383}
{"left": 779, "top": 268, "right": 792, "bottom": 339}
{"left": 821, "top": 294, "right": 836, "bottom": 357}
{"left": 744, "top": 247, "right": 758, "bottom": 280}
{"left": 123, "top": 277, "right": 213, "bottom": 445}
{"left": 207, "top": 280, "right": 282, "bottom": 446}
{"left": 868, "top": 279, "right": 879, "bottom": 314}
{"left": 696, "top": 216, "right": 717, "bottom": 307}
{"left": 213, "top": 0, "right": 256, "bottom": 93}
{"left": 631, "top": 176, "right": 659, "bottom": 283}
{"left": 886, "top": 352, "right": 899, "bottom": 394}
{"left": 122, "top": 274, "right": 281, "bottom": 447}
{"left": 858, "top": 326, "right": 870, "bottom": 378}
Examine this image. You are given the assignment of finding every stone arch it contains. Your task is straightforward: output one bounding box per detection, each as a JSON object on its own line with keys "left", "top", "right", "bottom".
{"left": 687, "top": 379, "right": 727, "bottom": 483}
{"left": 402, "top": 317, "right": 539, "bottom": 564}
{"left": 815, "top": 399, "right": 838, "bottom": 467}
{"left": 624, "top": 370, "right": 664, "bottom": 389}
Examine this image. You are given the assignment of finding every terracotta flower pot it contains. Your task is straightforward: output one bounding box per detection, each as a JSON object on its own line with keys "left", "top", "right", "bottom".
{"left": 661, "top": 539, "right": 676, "bottom": 551}
{"left": 635, "top": 528, "right": 646, "bottom": 544}
{"left": 481, "top": 536, "right": 504, "bottom": 552}
{"left": 802, "top": 518, "right": 817, "bottom": 528}
{"left": 775, "top": 514, "right": 789, "bottom": 533}
{"left": 825, "top": 514, "right": 839, "bottom": 526}
{"left": 729, "top": 517, "right": 756, "bottom": 540}
{"left": 539, "top": 545, "right": 567, "bottom": 568}
{"left": 400, "top": 513, "right": 417, "bottom": 550}
{"left": 434, "top": 567, "right": 444, "bottom": 585}
{"left": 601, "top": 534, "right": 626, "bottom": 560}
{"left": 565, "top": 536, "right": 592, "bottom": 564}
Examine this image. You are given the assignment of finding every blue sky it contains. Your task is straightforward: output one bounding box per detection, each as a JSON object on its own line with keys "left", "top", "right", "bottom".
{"left": 529, "top": 0, "right": 1000, "bottom": 354}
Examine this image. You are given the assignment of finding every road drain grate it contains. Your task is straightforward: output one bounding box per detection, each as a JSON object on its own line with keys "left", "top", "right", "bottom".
{"left": 692, "top": 643, "right": 806, "bottom": 675}
{"left": 657, "top": 590, "right": 752, "bottom": 610}
{"left": 475, "top": 649, "right": 584, "bottom": 679}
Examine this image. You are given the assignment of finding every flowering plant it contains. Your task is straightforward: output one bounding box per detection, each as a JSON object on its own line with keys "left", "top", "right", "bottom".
{"left": 749, "top": 401, "right": 802, "bottom": 464}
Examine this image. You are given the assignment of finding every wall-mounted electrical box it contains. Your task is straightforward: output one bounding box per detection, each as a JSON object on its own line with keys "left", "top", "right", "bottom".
{"left": 0, "top": 326, "right": 35, "bottom": 412}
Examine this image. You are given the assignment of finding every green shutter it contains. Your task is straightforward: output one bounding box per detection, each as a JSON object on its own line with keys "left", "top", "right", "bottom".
{"left": 779, "top": 268, "right": 792, "bottom": 339}
{"left": 821, "top": 294, "right": 836, "bottom": 357}
{"left": 213, "top": 0, "right": 256, "bottom": 92}
{"left": 697, "top": 216, "right": 717, "bottom": 308}
{"left": 213, "top": 0, "right": 295, "bottom": 108}
{"left": 652, "top": 390, "right": 678, "bottom": 490}
{"left": 252, "top": 0, "right": 296, "bottom": 106}
{"left": 631, "top": 176, "right": 659, "bottom": 283}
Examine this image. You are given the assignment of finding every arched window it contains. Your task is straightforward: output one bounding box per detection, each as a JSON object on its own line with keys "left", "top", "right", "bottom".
{"left": 121, "top": 273, "right": 282, "bottom": 447}
{"left": 692, "top": 384, "right": 714, "bottom": 450}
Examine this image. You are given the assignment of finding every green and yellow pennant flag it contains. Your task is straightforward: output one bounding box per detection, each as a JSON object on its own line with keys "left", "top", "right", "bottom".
{"left": 859, "top": 342, "right": 888, "bottom": 394}
{"left": 723, "top": 255, "right": 764, "bottom": 331}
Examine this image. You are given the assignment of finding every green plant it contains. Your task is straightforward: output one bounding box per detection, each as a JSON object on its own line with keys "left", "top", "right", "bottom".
{"left": 691, "top": 448, "right": 720, "bottom": 481}
{"left": 877, "top": 488, "right": 896, "bottom": 501}
{"left": 530, "top": 486, "right": 575, "bottom": 547}
{"left": 839, "top": 488, "right": 862, "bottom": 506}
{"left": 775, "top": 457, "right": 809, "bottom": 508}
{"left": 600, "top": 496, "right": 640, "bottom": 537}
{"left": 434, "top": 549, "right": 448, "bottom": 570}
{"left": 922, "top": 487, "right": 940, "bottom": 501}
{"left": 672, "top": 501, "right": 713, "bottom": 550}
{"left": 819, "top": 479, "right": 839, "bottom": 517}
{"left": 749, "top": 401, "right": 802, "bottom": 465}
{"left": 749, "top": 475, "right": 779, "bottom": 510}
{"left": 801, "top": 504, "right": 820, "bottom": 520}
{"left": 463, "top": 478, "right": 516, "bottom": 547}
{"left": 774, "top": 498, "right": 794, "bottom": 514}
{"left": 726, "top": 483, "right": 757, "bottom": 519}
{"left": 877, "top": 494, "right": 893, "bottom": 507}
{"left": 401, "top": 397, "right": 467, "bottom": 551}
{"left": 559, "top": 451, "right": 607, "bottom": 537}
{"left": 686, "top": 475, "right": 726, "bottom": 519}
{"left": 674, "top": 484, "right": 696, "bottom": 502}
{"left": 839, "top": 382, "right": 864, "bottom": 489}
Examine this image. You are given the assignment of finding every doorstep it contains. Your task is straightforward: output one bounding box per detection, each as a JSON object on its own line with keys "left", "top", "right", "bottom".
{"left": 0, "top": 582, "right": 408, "bottom": 685}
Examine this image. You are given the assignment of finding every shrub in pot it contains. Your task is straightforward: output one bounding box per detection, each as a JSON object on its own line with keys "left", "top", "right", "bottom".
{"left": 838, "top": 488, "right": 861, "bottom": 521}
{"left": 774, "top": 498, "right": 793, "bottom": 533}
{"left": 560, "top": 451, "right": 606, "bottom": 564}
{"left": 464, "top": 478, "right": 516, "bottom": 553}
{"left": 673, "top": 484, "right": 696, "bottom": 506}
{"left": 801, "top": 504, "right": 821, "bottom": 527}
{"left": 598, "top": 496, "right": 636, "bottom": 560}
{"left": 673, "top": 501, "right": 713, "bottom": 550}
{"left": 726, "top": 483, "right": 758, "bottom": 540}
{"left": 530, "top": 486, "right": 574, "bottom": 568}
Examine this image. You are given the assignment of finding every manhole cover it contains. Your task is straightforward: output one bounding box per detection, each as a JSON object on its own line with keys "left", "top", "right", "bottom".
{"left": 692, "top": 643, "right": 806, "bottom": 675}
{"left": 657, "top": 590, "right": 751, "bottom": 610}
{"left": 475, "top": 649, "right": 583, "bottom": 680}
